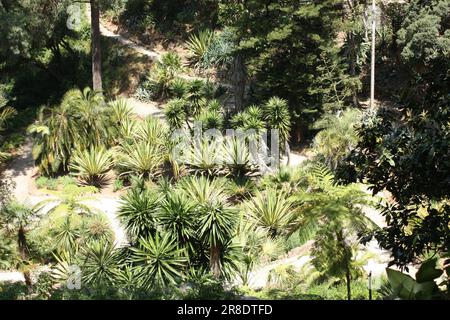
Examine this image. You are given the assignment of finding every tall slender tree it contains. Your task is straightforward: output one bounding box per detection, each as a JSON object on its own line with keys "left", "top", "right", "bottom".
{"left": 90, "top": 0, "right": 102, "bottom": 91}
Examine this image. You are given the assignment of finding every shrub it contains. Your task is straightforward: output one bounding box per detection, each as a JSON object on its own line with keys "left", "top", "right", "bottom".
{"left": 113, "top": 178, "right": 124, "bottom": 192}
{"left": 57, "top": 176, "right": 77, "bottom": 188}
{"left": 35, "top": 177, "right": 49, "bottom": 189}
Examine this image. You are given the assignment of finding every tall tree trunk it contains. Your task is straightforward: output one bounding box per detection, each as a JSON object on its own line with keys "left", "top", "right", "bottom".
{"left": 285, "top": 140, "right": 291, "bottom": 167}
{"left": 345, "top": 0, "right": 359, "bottom": 107}
{"left": 348, "top": 32, "right": 359, "bottom": 107}
{"left": 231, "top": 54, "right": 246, "bottom": 112}
{"left": 337, "top": 229, "right": 352, "bottom": 301}
{"left": 18, "top": 227, "right": 28, "bottom": 261}
{"left": 90, "top": 0, "right": 103, "bottom": 92}
{"left": 210, "top": 245, "right": 221, "bottom": 279}
{"left": 346, "top": 267, "right": 352, "bottom": 301}
{"left": 18, "top": 227, "right": 32, "bottom": 290}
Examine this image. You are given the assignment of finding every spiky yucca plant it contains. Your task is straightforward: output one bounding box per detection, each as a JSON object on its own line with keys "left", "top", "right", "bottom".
{"left": 157, "top": 190, "right": 197, "bottom": 250}
{"left": 196, "top": 109, "right": 224, "bottom": 130}
{"left": 263, "top": 97, "right": 291, "bottom": 164}
{"left": 165, "top": 98, "right": 187, "bottom": 130}
{"left": 131, "top": 233, "right": 187, "bottom": 288}
{"left": 134, "top": 116, "right": 168, "bottom": 144}
{"left": 244, "top": 188, "right": 297, "bottom": 238}
{"left": 183, "top": 138, "right": 224, "bottom": 176}
{"left": 82, "top": 240, "right": 119, "bottom": 286}
{"left": 222, "top": 137, "right": 258, "bottom": 177}
{"left": 186, "top": 30, "right": 215, "bottom": 67}
{"left": 118, "top": 188, "right": 160, "bottom": 242}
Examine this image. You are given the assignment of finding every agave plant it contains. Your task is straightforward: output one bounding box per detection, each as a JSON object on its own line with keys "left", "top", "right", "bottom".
{"left": 244, "top": 188, "right": 297, "bottom": 238}
{"left": 202, "top": 28, "right": 235, "bottom": 69}
{"left": 186, "top": 29, "right": 215, "bottom": 67}
{"left": 116, "top": 117, "right": 137, "bottom": 144}
{"left": 118, "top": 188, "right": 160, "bottom": 242}
{"left": 69, "top": 146, "right": 113, "bottom": 187}
{"left": 131, "top": 233, "right": 187, "bottom": 288}
{"left": 116, "top": 141, "right": 165, "bottom": 179}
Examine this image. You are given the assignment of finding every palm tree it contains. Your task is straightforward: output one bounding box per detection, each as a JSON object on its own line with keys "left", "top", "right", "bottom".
{"left": 28, "top": 88, "right": 109, "bottom": 175}
{"left": 28, "top": 104, "right": 80, "bottom": 175}
{"left": 0, "top": 95, "right": 16, "bottom": 131}
{"left": 197, "top": 199, "right": 237, "bottom": 278}
{"left": 131, "top": 233, "right": 187, "bottom": 288}
{"left": 263, "top": 97, "right": 292, "bottom": 166}
{"left": 34, "top": 185, "right": 100, "bottom": 217}
{"left": 70, "top": 88, "right": 107, "bottom": 148}
{"left": 0, "top": 201, "right": 37, "bottom": 261}
{"left": 0, "top": 201, "right": 37, "bottom": 287}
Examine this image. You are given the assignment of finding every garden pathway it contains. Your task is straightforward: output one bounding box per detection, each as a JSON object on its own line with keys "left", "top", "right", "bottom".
{"left": 1, "top": 139, "right": 36, "bottom": 202}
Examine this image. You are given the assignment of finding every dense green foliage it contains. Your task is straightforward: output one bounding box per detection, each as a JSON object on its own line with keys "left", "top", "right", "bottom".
{"left": 1, "top": 0, "right": 449, "bottom": 302}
